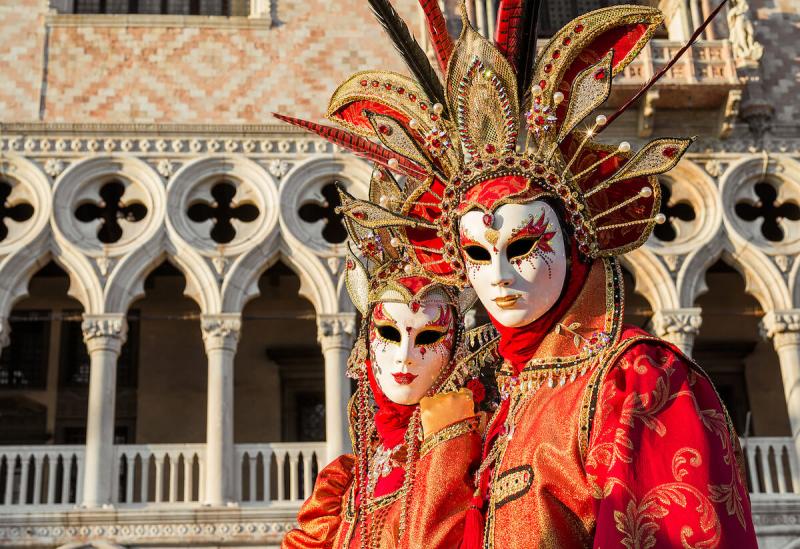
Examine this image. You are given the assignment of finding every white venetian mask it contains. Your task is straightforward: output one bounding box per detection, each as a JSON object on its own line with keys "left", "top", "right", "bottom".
{"left": 368, "top": 301, "right": 455, "bottom": 405}
{"left": 459, "top": 201, "right": 568, "bottom": 328}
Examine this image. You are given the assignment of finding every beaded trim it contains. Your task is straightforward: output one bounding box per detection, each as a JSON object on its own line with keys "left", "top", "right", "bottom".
{"left": 420, "top": 415, "right": 481, "bottom": 456}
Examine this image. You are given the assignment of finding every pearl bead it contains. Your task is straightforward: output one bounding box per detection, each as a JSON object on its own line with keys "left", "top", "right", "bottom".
{"left": 408, "top": 118, "right": 418, "bottom": 129}
{"left": 655, "top": 213, "right": 667, "bottom": 224}
{"left": 552, "top": 91, "right": 564, "bottom": 104}
{"left": 433, "top": 103, "right": 444, "bottom": 114}
{"left": 531, "top": 84, "right": 543, "bottom": 96}
{"left": 388, "top": 158, "right": 399, "bottom": 169}
{"left": 404, "top": 264, "right": 413, "bottom": 274}
{"left": 595, "top": 114, "right": 607, "bottom": 126}
{"left": 618, "top": 141, "right": 631, "bottom": 153}
{"left": 640, "top": 187, "right": 653, "bottom": 197}
{"left": 390, "top": 237, "right": 400, "bottom": 247}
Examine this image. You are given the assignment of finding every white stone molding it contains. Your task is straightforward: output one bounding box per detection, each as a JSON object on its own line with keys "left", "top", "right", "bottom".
{"left": 167, "top": 156, "right": 279, "bottom": 258}
{"left": 620, "top": 248, "right": 679, "bottom": 311}
{"left": 761, "top": 311, "right": 800, "bottom": 349}
{"left": 52, "top": 156, "right": 166, "bottom": 257}
{"left": 719, "top": 156, "right": 800, "bottom": 255}
{"left": 0, "top": 155, "right": 52, "bottom": 256}
{"left": 317, "top": 313, "right": 357, "bottom": 352}
{"left": 650, "top": 308, "right": 703, "bottom": 356}
{"left": 200, "top": 314, "right": 242, "bottom": 353}
{"left": 81, "top": 313, "right": 128, "bottom": 353}
{"left": 646, "top": 159, "right": 723, "bottom": 255}
{"left": 279, "top": 156, "right": 371, "bottom": 257}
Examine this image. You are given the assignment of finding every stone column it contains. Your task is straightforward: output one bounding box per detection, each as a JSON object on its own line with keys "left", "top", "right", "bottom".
{"left": 650, "top": 308, "right": 703, "bottom": 357}
{"left": 81, "top": 313, "right": 127, "bottom": 508}
{"left": 761, "top": 312, "right": 800, "bottom": 459}
{"left": 201, "top": 313, "right": 242, "bottom": 506}
{"left": 317, "top": 313, "right": 357, "bottom": 463}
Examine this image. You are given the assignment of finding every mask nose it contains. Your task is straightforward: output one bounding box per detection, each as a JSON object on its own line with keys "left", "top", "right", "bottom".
{"left": 393, "top": 335, "right": 414, "bottom": 367}
{"left": 490, "top": 255, "right": 514, "bottom": 288}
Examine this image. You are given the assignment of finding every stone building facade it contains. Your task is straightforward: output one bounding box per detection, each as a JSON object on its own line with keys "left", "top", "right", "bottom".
{"left": 0, "top": 0, "right": 798, "bottom": 547}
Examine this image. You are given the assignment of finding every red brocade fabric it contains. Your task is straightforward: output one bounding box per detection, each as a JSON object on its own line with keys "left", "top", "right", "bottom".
{"left": 586, "top": 328, "right": 757, "bottom": 548}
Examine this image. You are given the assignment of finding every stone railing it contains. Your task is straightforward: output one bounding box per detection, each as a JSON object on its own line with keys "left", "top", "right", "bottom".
{"left": 742, "top": 437, "right": 800, "bottom": 496}
{"left": 0, "top": 442, "right": 324, "bottom": 509}
{"left": 236, "top": 443, "right": 325, "bottom": 504}
{"left": 0, "top": 446, "right": 84, "bottom": 507}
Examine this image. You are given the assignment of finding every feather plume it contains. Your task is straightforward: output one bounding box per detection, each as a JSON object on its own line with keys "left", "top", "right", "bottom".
{"left": 418, "top": 0, "right": 453, "bottom": 73}
{"left": 598, "top": 0, "right": 729, "bottom": 132}
{"left": 367, "top": 0, "right": 448, "bottom": 114}
{"left": 273, "top": 113, "right": 429, "bottom": 179}
{"left": 494, "top": 0, "right": 524, "bottom": 71}
{"left": 517, "top": 0, "right": 543, "bottom": 105}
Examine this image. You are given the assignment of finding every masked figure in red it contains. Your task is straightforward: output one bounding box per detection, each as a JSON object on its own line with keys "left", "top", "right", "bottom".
{"left": 277, "top": 0, "right": 757, "bottom": 546}
{"left": 281, "top": 168, "right": 499, "bottom": 549}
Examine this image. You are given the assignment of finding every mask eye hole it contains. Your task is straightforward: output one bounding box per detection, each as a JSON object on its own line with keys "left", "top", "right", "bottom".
{"left": 464, "top": 245, "right": 491, "bottom": 263}
{"left": 415, "top": 329, "right": 445, "bottom": 346}
{"left": 377, "top": 325, "right": 402, "bottom": 343}
{"left": 507, "top": 238, "right": 536, "bottom": 261}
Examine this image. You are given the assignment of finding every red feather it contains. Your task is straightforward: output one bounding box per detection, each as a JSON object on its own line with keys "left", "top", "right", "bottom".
{"left": 418, "top": 0, "right": 453, "bottom": 73}
{"left": 273, "top": 113, "right": 428, "bottom": 179}
{"left": 494, "top": 0, "right": 524, "bottom": 71}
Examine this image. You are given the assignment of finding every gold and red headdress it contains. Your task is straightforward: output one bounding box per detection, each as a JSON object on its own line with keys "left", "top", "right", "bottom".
{"left": 276, "top": 1, "right": 703, "bottom": 286}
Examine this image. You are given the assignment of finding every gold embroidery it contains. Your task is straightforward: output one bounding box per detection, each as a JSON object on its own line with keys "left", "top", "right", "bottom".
{"left": 420, "top": 416, "right": 480, "bottom": 456}
{"left": 493, "top": 465, "right": 534, "bottom": 508}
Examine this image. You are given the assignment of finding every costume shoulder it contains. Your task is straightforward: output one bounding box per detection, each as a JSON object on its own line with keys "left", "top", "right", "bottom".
{"left": 281, "top": 454, "right": 356, "bottom": 549}
{"left": 581, "top": 326, "right": 757, "bottom": 548}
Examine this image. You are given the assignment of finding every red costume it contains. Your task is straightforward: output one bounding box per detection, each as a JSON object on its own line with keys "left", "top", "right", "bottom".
{"left": 278, "top": 0, "right": 757, "bottom": 546}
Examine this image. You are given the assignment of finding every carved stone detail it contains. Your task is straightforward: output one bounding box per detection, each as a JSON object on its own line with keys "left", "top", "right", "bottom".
{"left": 201, "top": 314, "right": 242, "bottom": 352}
{"left": 651, "top": 309, "right": 703, "bottom": 337}
{"left": 317, "top": 313, "right": 357, "bottom": 352}
{"left": 81, "top": 314, "right": 128, "bottom": 353}
{"left": 761, "top": 311, "right": 800, "bottom": 348}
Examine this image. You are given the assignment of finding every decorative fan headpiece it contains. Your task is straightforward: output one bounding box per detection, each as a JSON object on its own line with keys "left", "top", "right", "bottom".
{"left": 276, "top": 0, "right": 723, "bottom": 286}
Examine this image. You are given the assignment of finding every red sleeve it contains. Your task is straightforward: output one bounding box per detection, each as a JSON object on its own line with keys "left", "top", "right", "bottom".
{"left": 281, "top": 454, "right": 356, "bottom": 549}
{"left": 585, "top": 340, "right": 757, "bottom": 548}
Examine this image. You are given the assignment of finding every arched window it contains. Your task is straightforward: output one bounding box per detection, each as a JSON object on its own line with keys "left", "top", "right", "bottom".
{"left": 70, "top": 0, "right": 231, "bottom": 15}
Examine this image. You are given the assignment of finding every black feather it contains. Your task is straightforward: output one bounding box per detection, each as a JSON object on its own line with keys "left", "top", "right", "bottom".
{"left": 517, "top": 0, "right": 544, "bottom": 105}
{"left": 367, "top": 0, "right": 448, "bottom": 115}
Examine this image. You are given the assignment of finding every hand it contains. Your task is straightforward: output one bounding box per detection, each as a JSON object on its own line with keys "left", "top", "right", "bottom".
{"left": 420, "top": 388, "right": 475, "bottom": 438}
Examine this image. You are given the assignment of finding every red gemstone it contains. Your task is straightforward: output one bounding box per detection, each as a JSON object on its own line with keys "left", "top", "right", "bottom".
{"left": 489, "top": 158, "right": 499, "bottom": 165}
{"left": 420, "top": 103, "right": 428, "bottom": 110}
{"left": 346, "top": 259, "right": 355, "bottom": 269}
{"left": 505, "top": 156, "right": 515, "bottom": 165}
{"left": 535, "top": 115, "right": 546, "bottom": 126}
{"left": 353, "top": 211, "right": 366, "bottom": 220}
{"left": 485, "top": 144, "right": 496, "bottom": 153}
{"left": 463, "top": 169, "right": 471, "bottom": 176}
{"left": 562, "top": 37, "right": 571, "bottom": 46}
{"left": 430, "top": 114, "right": 439, "bottom": 121}
{"left": 575, "top": 23, "right": 584, "bottom": 33}
{"left": 378, "top": 124, "right": 392, "bottom": 135}
{"left": 371, "top": 80, "right": 379, "bottom": 87}
{"left": 397, "top": 87, "right": 405, "bottom": 94}
{"left": 535, "top": 165, "right": 545, "bottom": 174}
{"left": 431, "top": 138, "right": 441, "bottom": 147}
{"left": 663, "top": 146, "right": 678, "bottom": 158}
{"left": 520, "top": 159, "right": 530, "bottom": 168}
{"left": 408, "top": 93, "right": 416, "bottom": 101}
{"left": 539, "top": 79, "right": 547, "bottom": 89}
{"left": 360, "top": 79, "right": 368, "bottom": 87}
{"left": 552, "top": 50, "right": 561, "bottom": 59}
{"left": 474, "top": 161, "right": 483, "bottom": 169}
{"left": 482, "top": 213, "right": 493, "bottom": 226}
{"left": 595, "top": 69, "right": 606, "bottom": 80}
{"left": 411, "top": 301, "right": 420, "bottom": 313}
{"left": 544, "top": 64, "right": 553, "bottom": 73}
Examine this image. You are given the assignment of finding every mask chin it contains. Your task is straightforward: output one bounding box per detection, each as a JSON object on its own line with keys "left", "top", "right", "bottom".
{"left": 459, "top": 200, "right": 569, "bottom": 328}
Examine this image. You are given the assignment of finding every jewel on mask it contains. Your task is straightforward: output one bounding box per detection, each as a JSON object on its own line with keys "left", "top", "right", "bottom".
{"left": 482, "top": 213, "right": 494, "bottom": 227}
{"left": 410, "top": 300, "right": 420, "bottom": 313}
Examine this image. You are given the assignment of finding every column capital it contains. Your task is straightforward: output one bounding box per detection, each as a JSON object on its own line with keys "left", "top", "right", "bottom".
{"left": 317, "top": 313, "right": 357, "bottom": 352}
{"left": 761, "top": 310, "right": 800, "bottom": 348}
{"left": 651, "top": 308, "right": 703, "bottom": 338}
{"left": 82, "top": 313, "right": 128, "bottom": 353}
{"left": 0, "top": 317, "right": 10, "bottom": 350}
{"left": 201, "top": 313, "right": 242, "bottom": 352}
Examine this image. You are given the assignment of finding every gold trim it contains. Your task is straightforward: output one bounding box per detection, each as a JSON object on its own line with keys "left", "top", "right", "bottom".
{"left": 420, "top": 415, "right": 480, "bottom": 456}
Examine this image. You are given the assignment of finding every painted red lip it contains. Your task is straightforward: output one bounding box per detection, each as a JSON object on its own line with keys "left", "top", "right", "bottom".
{"left": 392, "top": 373, "right": 418, "bottom": 385}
